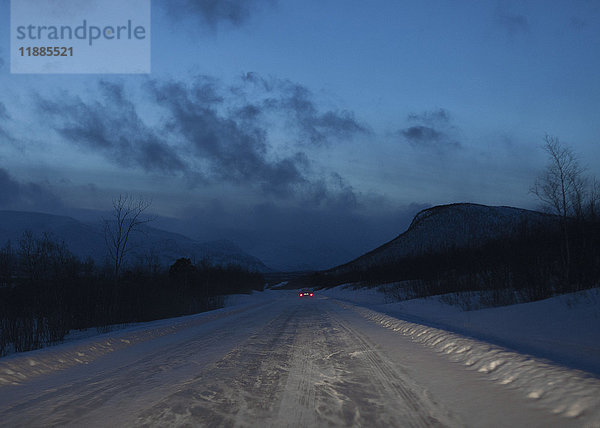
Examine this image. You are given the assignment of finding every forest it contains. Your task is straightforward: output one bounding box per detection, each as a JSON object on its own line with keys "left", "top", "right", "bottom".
{"left": 0, "top": 232, "right": 264, "bottom": 357}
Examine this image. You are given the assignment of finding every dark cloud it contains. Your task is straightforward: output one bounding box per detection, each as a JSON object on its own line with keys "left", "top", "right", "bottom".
{"left": 0, "top": 168, "right": 63, "bottom": 211}
{"left": 235, "top": 103, "right": 262, "bottom": 121}
{"left": 31, "top": 72, "right": 370, "bottom": 209}
{"left": 242, "top": 73, "right": 370, "bottom": 145}
{"left": 494, "top": 3, "right": 529, "bottom": 36}
{"left": 296, "top": 172, "right": 359, "bottom": 211}
{"left": 399, "top": 108, "right": 461, "bottom": 151}
{"left": 278, "top": 82, "right": 370, "bottom": 145}
{"left": 241, "top": 71, "right": 274, "bottom": 92}
{"left": 147, "top": 77, "right": 309, "bottom": 196}
{"left": 408, "top": 108, "right": 450, "bottom": 125}
{"left": 163, "top": 0, "right": 273, "bottom": 29}
{"left": 146, "top": 73, "right": 367, "bottom": 195}
{"left": 569, "top": 16, "right": 585, "bottom": 31}
{"left": 36, "top": 81, "right": 187, "bottom": 175}
{"left": 0, "top": 101, "right": 15, "bottom": 143}
{"left": 402, "top": 126, "right": 444, "bottom": 144}
{"left": 33, "top": 76, "right": 362, "bottom": 205}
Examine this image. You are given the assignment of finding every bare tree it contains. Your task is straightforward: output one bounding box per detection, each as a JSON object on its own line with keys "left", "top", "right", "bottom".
{"left": 104, "top": 195, "right": 152, "bottom": 280}
{"left": 586, "top": 178, "right": 600, "bottom": 220}
{"left": 530, "top": 135, "right": 585, "bottom": 272}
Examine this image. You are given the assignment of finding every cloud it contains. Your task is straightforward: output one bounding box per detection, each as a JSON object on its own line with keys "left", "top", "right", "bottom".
{"left": 0, "top": 170, "right": 19, "bottom": 206}
{"left": 147, "top": 76, "right": 310, "bottom": 196}
{"left": 0, "top": 101, "right": 15, "bottom": 143}
{"left": 162, "top": 0, "right": 273, "bottom": 29}
{"left": 497, "top": 13, "right": 528, "bottom": 35}
{"left": 36, "top": 81, "right": 188, "bottom": 175}
{"left": 408, "top": 108, "right": 450, "bottom": 125}
{"left": 398, "top": 108, "right": 461, "bottom": 151}
{"left": 145, "top": 74, "right": 368, "bottom": 196}
{"left": 569, "top": 16, "right": 586, "bottom": 31}
{"left": 296, "top": 171, "right": 359, "bottom": 211}
{"left": 34, "top": 76, "right": 363, "bottom": 206}
{"left": 241, "top": 71, "right": 273, "bottom": 91}
{"left": 0, "top": 168, "right": 64, "bottom": 211}
{"left": 0, "top": 102, "right": 8, "bottom": 120}
{"left": 402, "top": 126, "right": 444, "bottom": 144}
{"left": 279, "top": 83, "right": 369, "bottom": 144}
{"left": 494, "top": 3, "right": 529, "bottom": 36}
{"left": 242, "top": 73, "right": 370, "bottom": 145}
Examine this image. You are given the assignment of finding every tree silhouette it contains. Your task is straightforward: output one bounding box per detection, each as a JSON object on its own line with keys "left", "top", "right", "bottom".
{"left": 530, "top": 135, "right": 585, "bottom": 277}
{"left": 104, "top": 194, "right": 152, "bottom": 280}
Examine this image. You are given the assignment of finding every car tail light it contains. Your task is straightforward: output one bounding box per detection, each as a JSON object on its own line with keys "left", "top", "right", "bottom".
{"left": 310, "top": 293, "right": 313, "bottom": 296}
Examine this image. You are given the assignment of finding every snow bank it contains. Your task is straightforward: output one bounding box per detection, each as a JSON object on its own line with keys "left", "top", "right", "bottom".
{"left": 0, "top": 290, "right": 278, "bottom": 386}
{"left": 344, "top": 303, "right": 600, "bottom": 421}
{"left": 321, "top": 286, "right": 600, "bottom": 375}
{"left": 320, "top": 286, "right": 600, "bottom": 421}
{"left": 316, "top": 284, "right": 390, "bottom": 305}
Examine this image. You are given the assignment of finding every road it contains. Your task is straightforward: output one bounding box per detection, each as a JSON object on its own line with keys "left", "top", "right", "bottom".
{"left": 0, "top": 293, "right": 592, "bottom": 427}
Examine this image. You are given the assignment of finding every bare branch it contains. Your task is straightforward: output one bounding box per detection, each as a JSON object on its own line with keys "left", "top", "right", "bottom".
{"left": 103, "top": 194, "right": 153, "bottom": 280}
{"left": 530, "top": 134, "right": 588, "bottom": 275}
{"left": 531, "top": 135, "right": 584, "bottom": 220}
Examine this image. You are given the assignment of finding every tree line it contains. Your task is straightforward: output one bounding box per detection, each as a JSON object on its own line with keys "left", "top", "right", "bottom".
{"left": 0, "top": 232, "right": 264, "bottom": 357}
{"left": 298, "top": 217, "right": 599, "bottom": 303}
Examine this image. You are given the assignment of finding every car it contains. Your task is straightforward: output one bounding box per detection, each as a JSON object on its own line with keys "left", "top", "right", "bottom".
{"left": 298, "top": 290, "right": 313, "bottom": 297}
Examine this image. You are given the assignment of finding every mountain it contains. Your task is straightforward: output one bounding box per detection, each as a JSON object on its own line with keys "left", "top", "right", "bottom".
{"left": 331, "top": 203, "right": 554, "bottom": 272}
{"left": 0, "top": 211, "right": 271, "bottom": 272}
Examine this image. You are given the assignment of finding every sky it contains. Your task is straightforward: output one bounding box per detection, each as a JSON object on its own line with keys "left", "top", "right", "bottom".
{"left": 0, "top": 0, "right": 599, "bottom": 270}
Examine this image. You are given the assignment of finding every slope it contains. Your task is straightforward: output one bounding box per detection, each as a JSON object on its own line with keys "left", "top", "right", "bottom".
{"left": 333, "top": 203, "right": 553, "bottom": 271}
{"left": 0, "top": 210, "right": 270, "bottom": 272}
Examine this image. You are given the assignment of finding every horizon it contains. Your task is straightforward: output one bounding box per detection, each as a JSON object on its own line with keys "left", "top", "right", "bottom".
{"left": 0, "top": 200, "right": 553, "bottom": 272}
{"left": 1, "top": 0, "right": 599, "bottom": 270}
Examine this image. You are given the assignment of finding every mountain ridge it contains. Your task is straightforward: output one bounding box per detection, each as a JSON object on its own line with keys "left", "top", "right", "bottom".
{"left": 330, "top": 202, "right": 554, "bottom": 272}
{"left": 0, "top": 210, "right": 271, "bottom": 272}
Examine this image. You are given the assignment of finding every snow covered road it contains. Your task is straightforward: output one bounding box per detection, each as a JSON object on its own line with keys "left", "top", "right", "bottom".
{"left": 1, "top": 292, "right": 598, "bottom": 427}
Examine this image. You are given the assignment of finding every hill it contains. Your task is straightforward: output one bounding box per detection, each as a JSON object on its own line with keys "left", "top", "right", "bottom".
{"left": 331, "top": 203, "right": 553, "bottom": 273}
{"left": 0, "top": 210, "right": 271, "bottom": 272}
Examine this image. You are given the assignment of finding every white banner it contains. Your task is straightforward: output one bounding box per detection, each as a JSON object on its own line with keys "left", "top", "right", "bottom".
{"left": 11, "top": 0, "right": 151, "bottom": 74}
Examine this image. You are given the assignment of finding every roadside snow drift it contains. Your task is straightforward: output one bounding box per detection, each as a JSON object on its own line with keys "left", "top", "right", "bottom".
{"left": 339, "top": 302, "right": 600, "bottom": 421}
{"left": 0, "top": 292, "right": 271, "bottom": 386}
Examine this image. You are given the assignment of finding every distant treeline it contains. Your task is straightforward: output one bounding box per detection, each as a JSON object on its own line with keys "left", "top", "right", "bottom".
{"left": 0, "top": 232, "right": 264, "bottom": 357}
{"left": 291, "top": 216, "right": 600, "bottom": 306}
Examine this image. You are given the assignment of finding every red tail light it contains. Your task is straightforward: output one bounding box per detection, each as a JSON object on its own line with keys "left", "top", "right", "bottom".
{"left": 310, "top": 293, "right": 313, "bottom": 296}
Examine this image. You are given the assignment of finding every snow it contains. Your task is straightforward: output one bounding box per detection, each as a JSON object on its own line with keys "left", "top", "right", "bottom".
{"left": 1, "top": 287, "right": 599, "bottom": 426}
{"left": 318, "top": 285, "right": 600, "bottom": 375}
{"left": 0, "top": 290, "right": 278, "bottom": 386}
{"left": 319, "top": 285, "right": 600, "bottom": 421}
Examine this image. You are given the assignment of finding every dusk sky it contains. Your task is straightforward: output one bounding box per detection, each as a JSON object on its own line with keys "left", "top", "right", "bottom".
{"left": 1, "top": 0, "right": 599, "bottom": 270}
